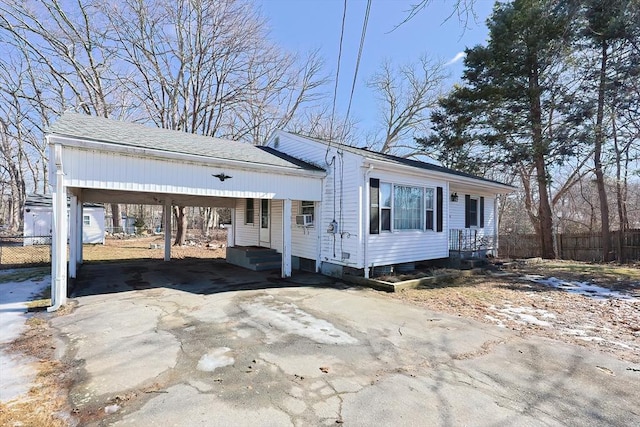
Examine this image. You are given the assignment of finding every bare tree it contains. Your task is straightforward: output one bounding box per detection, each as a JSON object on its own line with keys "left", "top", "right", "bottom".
{"left": 367, "top": 55, "right": 448, "bottom": 155}
{"left": 103, "top": 0, "right": 328, "bottom": 244}
{"left": 394, "top": 0, "right": 478, "bottom": 31}
{"left": 286, "top": 105, "right": 359, "bottom": 146}
{"left": 0, "top": 0, "right": 129, "bottom": 231}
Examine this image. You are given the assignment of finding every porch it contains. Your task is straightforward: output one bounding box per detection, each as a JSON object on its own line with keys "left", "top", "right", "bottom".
{"left": 448, "top": 228, "right": 497, "bottom": 260}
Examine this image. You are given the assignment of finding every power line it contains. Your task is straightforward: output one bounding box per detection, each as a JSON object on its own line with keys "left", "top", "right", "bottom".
{"left": 344, "top": 0, "right": 371, "bottom": 127}
{"left": 329, "top": 0, "right": 348, "bottom": 143}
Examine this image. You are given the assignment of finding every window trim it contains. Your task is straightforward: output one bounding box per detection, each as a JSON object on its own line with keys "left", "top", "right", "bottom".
{"left": 380, "top": 182, "right": 392, "bottom": 232}
{"left": 83, "top": 215, "right": 91, "bottom": 226}
{"left": 424, "top": 187, "right": 435, "bottom": 231}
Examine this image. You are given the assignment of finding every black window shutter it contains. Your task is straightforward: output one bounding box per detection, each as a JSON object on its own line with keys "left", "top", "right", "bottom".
{"left": 480, "top": 196, "right": 485, "bottom": 228}
{"left": 464, "top": 194, "right": 471, "bottom": 228}
{"left": 370, "top": 178, "right": 380, "bottom": 234}
{"left": 436, "top": 187, "right": 443, "bottom": 232}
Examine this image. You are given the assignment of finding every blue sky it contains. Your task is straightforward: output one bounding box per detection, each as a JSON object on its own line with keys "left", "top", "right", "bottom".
{"left": 258, "top": 0, "right": 495, "bottom": 137}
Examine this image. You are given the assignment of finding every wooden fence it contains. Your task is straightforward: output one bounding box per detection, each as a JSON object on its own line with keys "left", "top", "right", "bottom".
{"left": 499, "top": 229, "right": 640, "bottom": 262}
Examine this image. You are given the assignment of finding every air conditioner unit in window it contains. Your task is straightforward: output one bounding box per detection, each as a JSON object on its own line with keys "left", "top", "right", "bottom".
{"left": 295, "top": 214, "right": 313, "bottom": 227}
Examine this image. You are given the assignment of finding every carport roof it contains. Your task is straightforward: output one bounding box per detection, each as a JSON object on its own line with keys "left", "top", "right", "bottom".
{"left": 49, "top": 113, "right": 323, "bottom": 172}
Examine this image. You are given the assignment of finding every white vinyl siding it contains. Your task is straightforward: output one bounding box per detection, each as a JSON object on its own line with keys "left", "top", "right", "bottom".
{"left": 449, "top": 186, "right": 497, "bottom": 238}
{"left": 270, "top": 200, "right": 283, "bottom": 252}
{"left": 59, "top": 146, "right": 322, "bottom": 202}
{"left": 234, "top": 198, "right": 259, "bottom": 247}
{"left": 367, "top": 172, "right": 449, "bottom": 266}
{"left": 291, "top": 201, "right": 318, "bottom": 260}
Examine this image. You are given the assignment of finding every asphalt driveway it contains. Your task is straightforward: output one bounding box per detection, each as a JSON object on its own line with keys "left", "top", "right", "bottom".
{"left": 52, "top": 259, "right": 640, "bottom": 426}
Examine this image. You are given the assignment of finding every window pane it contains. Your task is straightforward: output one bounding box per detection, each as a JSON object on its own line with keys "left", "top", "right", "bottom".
{"left": 245, "top": 198, "right": 254, "bottom": 224}
{"left": 425, "top": 188, "right": 434, "bottom": 230}
{"left": 381, "top": 208, "right": 391, "bottom": 231}
{"left": 301, "top": 201, "right": 314, "bottom": 218}
{"left": 393, "top": 185, "right": 423, "bottom": 230}
{"left": 469, "top": 198, "right": 478, "bottom": 227}
{"left": 380, "top": 183, "right": 392, "bottom": 208}
{"left": 426, "top": 210, "right": 434, "bottom": 230}
{"left": 261, "top": 199, "right": 269, "bottom": 228}
{"left": 425, "top": 188, "right": 434, "bottom": 209}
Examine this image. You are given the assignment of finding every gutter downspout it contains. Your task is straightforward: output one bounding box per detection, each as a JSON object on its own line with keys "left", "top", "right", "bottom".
{"left": 363, "top": 164, "right": 374, "bottom": 278}
{"left": 48, "top": 143, "right": 66, "bottom": 312}
{"left": 494, "top": 196, "right": 500, "bottom": 257}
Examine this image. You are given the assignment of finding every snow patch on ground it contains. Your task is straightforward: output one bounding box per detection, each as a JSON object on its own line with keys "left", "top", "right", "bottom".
{"left": 240, "top": 296, "right": 358, "bottom": 345}
{"left": 197, "top": 347, "right": 234, "bottom": 372}
{"left": 0, "top": 273, "right": 50, "bottom": 402}
{"left": 523, "top": 275, "right": 637, "bottom": 301}
{"left": 488, "top": 305, "right": 556, "bottom": 327}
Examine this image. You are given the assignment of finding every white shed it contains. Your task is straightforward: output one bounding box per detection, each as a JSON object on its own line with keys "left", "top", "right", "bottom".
{"left": 23, "top": 194, "right": 105, "bottom": 245}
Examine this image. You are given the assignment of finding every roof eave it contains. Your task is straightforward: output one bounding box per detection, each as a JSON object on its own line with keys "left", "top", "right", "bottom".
{"left": 363, "top": 158, "right": 515, "bottom": 193}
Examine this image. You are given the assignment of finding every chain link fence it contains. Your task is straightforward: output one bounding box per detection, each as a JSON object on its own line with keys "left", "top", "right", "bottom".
{"left": 0, "top": 236, "right": 52, "bottom": 269}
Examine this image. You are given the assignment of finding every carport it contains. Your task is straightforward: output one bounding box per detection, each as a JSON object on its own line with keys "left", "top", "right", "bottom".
{"left": 47, "top": 113, "right": 324, "bottom": 310}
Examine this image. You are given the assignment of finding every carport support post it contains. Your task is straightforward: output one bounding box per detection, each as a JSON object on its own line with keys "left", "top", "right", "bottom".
{"left": 282, "top": 199, "right": 292, "bottom": 278}
{"left": 69, "top": 194, "right": 78, "bottom": 279}
{"left": 77, "top": 192, "right": 83, "bottom": 264}
{"left": 164, "top": 201, "right": 172, "bottom": 261}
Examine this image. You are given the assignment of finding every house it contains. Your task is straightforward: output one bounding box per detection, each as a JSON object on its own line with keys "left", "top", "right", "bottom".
{"left": 23, "top": 194, "right": 105, "bottom": 245}
{"left": 229, "top": 131, "right": 514, "bottom": 277}
{"left": 44, "top": 113, "right": 513, "bottom": 310}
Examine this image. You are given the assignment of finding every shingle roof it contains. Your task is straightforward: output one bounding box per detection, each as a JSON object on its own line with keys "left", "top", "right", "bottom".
{"left": 282, "top": 131, "right": 514, "bottom": 189}
{"left": 25, "top": 194, "right": 103, "bottom": 209}
{"left": 49, "top": 113, "right": 322, "bottom": 171}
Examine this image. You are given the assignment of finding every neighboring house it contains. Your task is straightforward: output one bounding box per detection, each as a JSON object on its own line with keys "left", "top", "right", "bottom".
{"left": 230, "top": 131, "right": 514, "bottom": 277}
{"left": 23, "top": 194, "right": 105, "bottom": 245}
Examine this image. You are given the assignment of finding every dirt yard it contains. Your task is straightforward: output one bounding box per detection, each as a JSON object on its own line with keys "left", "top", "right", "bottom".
{"left": 390, "top": 260, "right": 640, "bottom": 364}
{"left": 82, "top": 233, "right": 227, "bottom": 262}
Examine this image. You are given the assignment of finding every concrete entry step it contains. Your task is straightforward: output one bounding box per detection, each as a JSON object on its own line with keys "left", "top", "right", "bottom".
{"left": 226, "top": 246, "right": 282, "bottom": 271}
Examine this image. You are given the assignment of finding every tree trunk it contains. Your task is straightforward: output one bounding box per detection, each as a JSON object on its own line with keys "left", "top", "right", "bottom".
{"left": 111, "top": 204, "right": 121, "bottom": 232}
{"left": 173, "top": 205, "right": 187, "bottom": 246}
{"left": 528, "top": 53, "right": 555, "bottom": 259}
{"left": 594, "top": 41, "right": 611, "bottom": 261}
{"left": 534, "top": 154, "right": 556, "bottom": 259}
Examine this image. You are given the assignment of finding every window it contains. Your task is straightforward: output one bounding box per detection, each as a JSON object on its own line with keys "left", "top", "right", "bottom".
{"left": 370, "top": 179, "right": 444, "bottom": 233}
{"left": 425, "top": 188, "right": 434, "bottom": 230}
{"left": 465, "top": 195, "right": 484, "bottom": 228}
{"left": 380, "top": 183, "right": 391, "bottom": 231}
{"left": 393, "top": 185, "right": 423, "bottom": 230}
{"left": 245, "top": 198, "right": 254, "bottom": 224}
{"left": 300, "top": 201, "right": 315, "bottom": 220}
{"left": 83, "top": 215, "right": 91, "bottom": 226}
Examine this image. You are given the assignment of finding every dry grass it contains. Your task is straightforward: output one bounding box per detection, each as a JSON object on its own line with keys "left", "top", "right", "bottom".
{"left": 83, "top": 235, "right": 226, "bottom": 262}
{"left": 0, "top": 311, "right": 75, "bottom": 427}
{"left": 392, "top": 260, "right": 640, "bottom": 364}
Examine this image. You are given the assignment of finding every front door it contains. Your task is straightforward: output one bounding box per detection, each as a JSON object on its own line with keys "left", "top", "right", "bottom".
{"left": 259, "top": 199, "right": 270, "bottom": 247}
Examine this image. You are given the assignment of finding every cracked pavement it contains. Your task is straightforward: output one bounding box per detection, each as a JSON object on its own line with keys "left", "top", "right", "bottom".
{"left": 51, "top": 259, "right": 640, "bottom": 426}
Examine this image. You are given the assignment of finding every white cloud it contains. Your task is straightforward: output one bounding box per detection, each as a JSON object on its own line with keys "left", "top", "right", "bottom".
{"left": 445, "top": 52, "right": 466, "bottom": 66}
